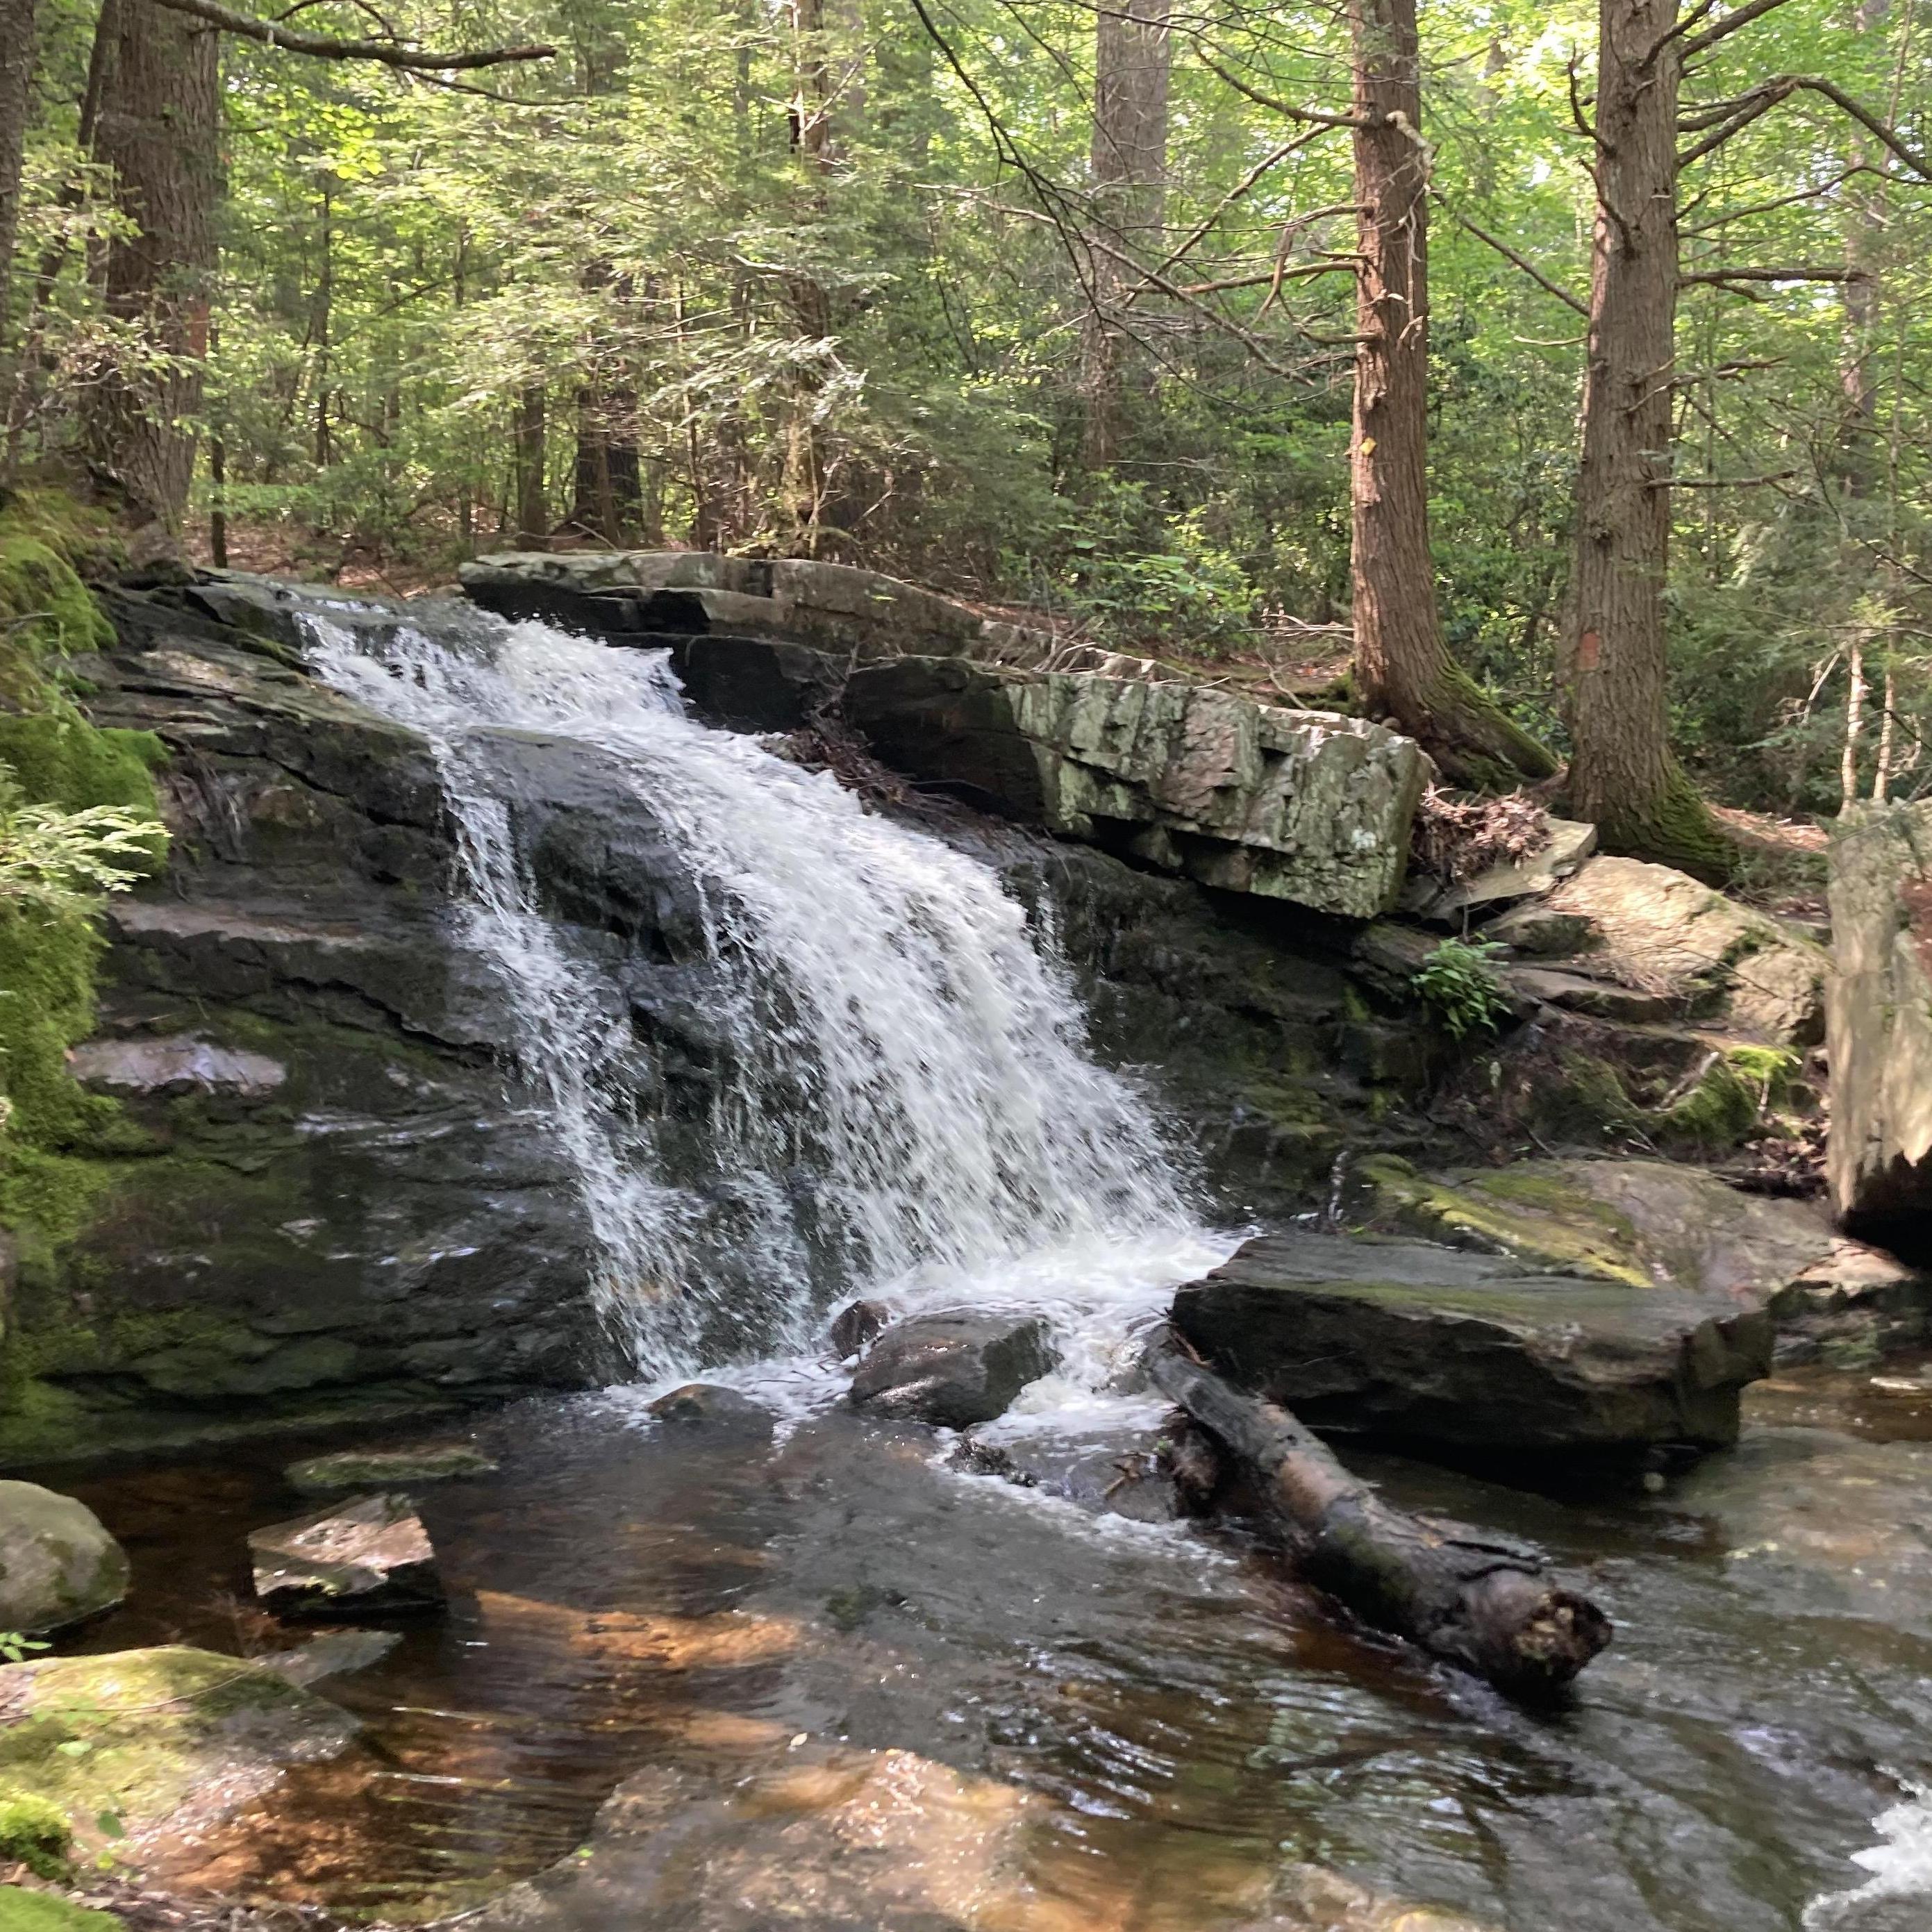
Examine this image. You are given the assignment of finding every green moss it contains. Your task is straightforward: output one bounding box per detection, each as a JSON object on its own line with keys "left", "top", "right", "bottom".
{"left": 0, "top": 1791, "right": 72, "bottom": 1881}
{"left": 1654, "top": 1047, "right": 1797, "bottom": 1151}
{"left": 0, "top": 1890, "right": 119, "bottom": 1932}
{"left": 1593, "top": 758, "right": 1738, "bottom": 886}
{"left": 0, "top": 1648, "right": 345, "bottom": 1854}
{"left": 0, "top": 717, "right": 165, "bottom": 820}
{"left": 1358, "top": 1154, "right": 1650, "bottom": 1284}
{"left": 1422, "top": 658, "right": 1560, "bottom": 789}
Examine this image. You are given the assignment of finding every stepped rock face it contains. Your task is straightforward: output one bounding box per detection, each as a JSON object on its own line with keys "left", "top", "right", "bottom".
{"left": 464, "top": 551, "right": 1428, "bottom": 919}
{"left": 1829, "top": 806, "right": 1932, "bottom": 1256}
{"left": 0, "top": 572, "right": 1433, "bottom": 1464}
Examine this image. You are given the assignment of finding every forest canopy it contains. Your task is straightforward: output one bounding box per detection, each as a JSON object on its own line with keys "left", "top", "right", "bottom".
{"left": 1, "top": 0, "right": 1929, "bottom": 840}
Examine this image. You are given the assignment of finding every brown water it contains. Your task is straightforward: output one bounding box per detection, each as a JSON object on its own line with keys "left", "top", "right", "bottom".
{"left": 43, "top": 1356, "right": 1932, "bottom": 1932}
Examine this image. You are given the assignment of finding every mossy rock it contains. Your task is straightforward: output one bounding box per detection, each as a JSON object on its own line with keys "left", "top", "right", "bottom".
{"left": 0, "top": 1890, "right": 117, "bottom": 1932}
{"left": 286, "top": 1443, "right": 497, "bottom": 1493}
{"left": 0, "top": 1482, "right": 128, "bottom": 1635}
{"left": 0, "top": 1647, "right": 358, "bottom": 1861}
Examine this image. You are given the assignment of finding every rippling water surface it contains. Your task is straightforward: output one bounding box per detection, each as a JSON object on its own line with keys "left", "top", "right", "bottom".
{"left": 52, "top": 1358, "right": 1932, "bottom": 1932}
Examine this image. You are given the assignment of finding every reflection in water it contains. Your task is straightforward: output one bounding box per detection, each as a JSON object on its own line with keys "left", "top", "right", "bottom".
{"left": 50, "top": 1358, "right": 1932, "bottom": 1932}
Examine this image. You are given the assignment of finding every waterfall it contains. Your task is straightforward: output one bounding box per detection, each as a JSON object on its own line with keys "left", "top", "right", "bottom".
{"left": 306, "top": 607, "right": 1210, "bottom": 1385}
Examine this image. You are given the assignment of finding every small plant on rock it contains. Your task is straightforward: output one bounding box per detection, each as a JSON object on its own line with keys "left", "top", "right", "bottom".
{"left": 0, "top": 1787, "right": 72, "bottom": 1881}
{"left": 1413, "top": 939, "right": 1513, "bottom": 1043}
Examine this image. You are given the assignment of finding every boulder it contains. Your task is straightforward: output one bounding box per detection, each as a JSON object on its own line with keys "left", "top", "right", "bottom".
{"left": 248, "top": 1492, "right": 444, "bottom": 1618}
{"left": 1508, "top": 856, "right": 1826, "bottom": 1045}
{"left": 646, "top": 1384, "right": 774, "bottom": 1434}
{"left": 0, "top": 1647, "right": 357, "bottom": 1865}
{"left": 849, "top": 1313, "right": 1059, "bottom": 1429}
{"left": 1170, "top": 1230, "right": 1773, "bottom": 1454}
{"left": 847, "top": 660, "right": 1427, "bottom": 918}
{"left": 285, "top": 1443, "right": 497, "bottom": 1493}
{"left": 826, "top": 1299, "right": 890, "bottom": 1360}
{"left": 0, "top": 1482, "right": 129, "bottom": 1635}
{"left": 1828, "top": 806, "right": 1932, "bottom": 1254}
{"left": 1354, "top": 1156, "right": 1931, "bottom": 1360}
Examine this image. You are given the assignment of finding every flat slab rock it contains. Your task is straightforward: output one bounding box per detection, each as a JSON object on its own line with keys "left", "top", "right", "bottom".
{"left": 249, "top": 1492, "right": 444, "bottom": 1619}
{"left": 1170, "top": 1229, "right": 1774, "bottom": 1454}
{"left": 849, "top": 1312, "right": 1058, "bottom": 1429}
{"left": 285, "top": 1443, "right": 497, "bottom": 1493}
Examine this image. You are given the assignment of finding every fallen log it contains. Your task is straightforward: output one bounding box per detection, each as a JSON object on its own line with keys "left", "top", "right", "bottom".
{"left": 1145, "top": 1326, "right": 1612, "bottom": 1698}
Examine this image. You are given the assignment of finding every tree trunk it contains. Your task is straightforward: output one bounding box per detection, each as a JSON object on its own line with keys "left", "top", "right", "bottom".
{"left": 1347, "top": 0, "right": 1555, "bottom": 788}
{"left": 87, "top": 0, "right": 220, "bottom": 534}
{"left": 1081, "top": 0, "right": 1170, "bottom": 467}
{"left": 514, "top": 383, "right": 547, "bottom": 549}
{"left": 1147, "top": 1331, "right": 1612, "bottom": 1697}
{"left": 0, "top": 0, "right": 38, "bottom": 358}
{"left": 1561, "top": 0, "right": 1731, "bottom": 878}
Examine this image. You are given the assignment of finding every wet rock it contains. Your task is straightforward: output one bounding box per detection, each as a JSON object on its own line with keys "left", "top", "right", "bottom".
{"left": 1355, "top": 1156, "right": 1932, "bottom": 1360}
{"left": 1172, "top": 1229, "right": 1774, "bottom": 1454}
{"left": 826, "top": 1299, "right": 890, "bottom": 1360}
{"left": 1828, "top": 806, "right": 1932, "bottom": 1256}
{"left": 0, "top": 1482, "right": 129, "bottom": 1634}
{"left": 646, "top": 1384, "right": 774, "bottom": 1434}
{"left": 954, "top": 1419, "right": 1222, "bottom": 1522}
{"left": 255, "top": 1627, "right": 402, "bottom": 1686}
{"left": 849, "top": 1312, "right": 1059, "bottom": 1429}
{"left": 66, "top": 1035, "right": 287, "bottom": 1097}
{"left": 248, "top": 1492, "right": 444, "bottom": 1619}
{"left": 0, "top": 1647, "right": 357, "bottom": 1868}
{"left": 285, "top": 1443, "right": 497, "bottom": 1493}
{"left": 1267, "top": 1865, "right": 1497, "bottom": 1931}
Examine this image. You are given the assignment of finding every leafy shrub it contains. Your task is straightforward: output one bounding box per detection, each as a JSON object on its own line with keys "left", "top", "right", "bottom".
{"left": 1413, "top": 939, "right": 1513, "bottom": 1042}
{"left": 0, "top": 1788, "right": 72, "bottom": 1881}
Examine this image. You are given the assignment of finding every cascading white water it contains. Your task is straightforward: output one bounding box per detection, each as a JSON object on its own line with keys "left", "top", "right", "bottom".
{"left": 306, "top": 606, "right": 1219, "bottom": 1388}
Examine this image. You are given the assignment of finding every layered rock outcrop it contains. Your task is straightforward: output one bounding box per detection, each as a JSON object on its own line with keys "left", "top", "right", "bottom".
{"left": 463, "top": 551, "right": 1428, "bottom": 919}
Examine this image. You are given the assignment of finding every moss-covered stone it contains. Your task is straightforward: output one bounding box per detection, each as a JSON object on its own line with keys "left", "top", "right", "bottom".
{"left": 0, "top": 1647, "right": 357, "bottom": 1861}
{"left": 0, "top": 1481, "right": 128, "bottom": 1635}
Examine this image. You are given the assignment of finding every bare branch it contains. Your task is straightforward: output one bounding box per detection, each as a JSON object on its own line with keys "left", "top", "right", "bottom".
{"left": 141, "top": 0, "right": 554, "bottom": 67}
{"left": 1679, "top": 73, "right": 1932, "bottom": 177}
{"left": 1433, "top": 193, "right": 1590, "bottom": 317}
{"left": 1647, "top": 469, "right": 1799, "bottom": 488}
{"left": 1679, "top": 0, "right": 1801, "bottom": 60}
{"left": 1681, "top": 263, "right": 1870, "bottom": 284}
{"left": 1681, "top": 165, "right": 1874, "bottom": 233}
{"left": 1676, "top": 88, "right": 1785, "bottom": 166}
{"left": 1194, "top": 49, "right": 1363, "bottom": 131}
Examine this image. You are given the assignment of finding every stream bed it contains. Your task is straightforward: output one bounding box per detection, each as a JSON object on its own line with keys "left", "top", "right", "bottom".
{"left": 43, "top": 1356, "right": 1932, "bottom": 1932}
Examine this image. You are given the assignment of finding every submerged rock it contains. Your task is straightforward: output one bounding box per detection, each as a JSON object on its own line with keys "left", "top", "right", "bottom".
{"left": 0, "top": 1482, "right": 129, "bottom": 1635}
{"left": 951, "top": 1420, "right": 1222, "bottom": 1524}
{"left": 646, "top": 1385, "right": 774, "bottom": 1435}
{"left": 849, "top": 1313, "right": 1059, "bottom": 1429}
{"left": 0, "top": 1647, "right": 356, "bottom": 1865}
{"left": 249, "top": 1492, "right": 444, "bottom": 1619}
{"left": 285, "top": 1442, "right": 497, "bottom": 1493}
{"left": 1829, "top": 806, "right": 1932, "bottom": 1256}
{"left": 1172, "top": 1230, "right": 1773, "bottom": 1454}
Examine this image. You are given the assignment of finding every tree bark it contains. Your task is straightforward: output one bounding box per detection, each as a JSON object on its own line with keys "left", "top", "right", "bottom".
{"left": 0, "top": 0, "right": 37, "bottom": 358}
{"left": 1147, "top": 1329, "right": 1612, "bottom": 1698}
{"left": 514, "top": 383, "right": 547, "bottom": 549}
{"left": 1561, "top": 0, "right": 1731, "bottom": 878}
{"left": 1347, "top": 0, "right": 1555, "bottom": 788}
{"left": 1082, "top": 0, "right": 1170, "bottom": 466}
{"left": 85, "top": 0, "right": 220, "bottom": 534}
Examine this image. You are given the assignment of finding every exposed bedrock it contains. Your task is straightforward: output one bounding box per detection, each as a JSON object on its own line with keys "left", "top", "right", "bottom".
{"left": 460, "top": 551, "right": 1429, "bottom": 919}
{"left": 0, "top": 574, "right": 1443, "bottom": 1464}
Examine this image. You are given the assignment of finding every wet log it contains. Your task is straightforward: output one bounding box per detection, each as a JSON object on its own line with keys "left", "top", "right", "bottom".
{"left": 1145, "top": 1327, "right": 1611, "bottom": 1697}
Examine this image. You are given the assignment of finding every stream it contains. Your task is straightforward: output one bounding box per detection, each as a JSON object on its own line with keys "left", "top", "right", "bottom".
{"left": 34, "top": 606, "right": 1932, "bottom": 1931}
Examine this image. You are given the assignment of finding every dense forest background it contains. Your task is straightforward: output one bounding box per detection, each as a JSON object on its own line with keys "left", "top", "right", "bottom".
{"left": 2, "top": 0, "right": 1930, "bottom": 842}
